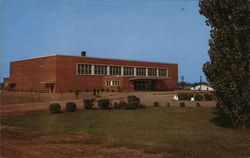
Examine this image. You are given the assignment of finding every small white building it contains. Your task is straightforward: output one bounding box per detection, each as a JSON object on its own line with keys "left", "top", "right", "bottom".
{"left": 190, "top": 85, "right": 214, "bottom": 91}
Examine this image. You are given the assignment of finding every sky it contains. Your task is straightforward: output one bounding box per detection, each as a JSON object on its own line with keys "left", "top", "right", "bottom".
{"left": 0, "top": 0, "right": 211, "bottom": 83}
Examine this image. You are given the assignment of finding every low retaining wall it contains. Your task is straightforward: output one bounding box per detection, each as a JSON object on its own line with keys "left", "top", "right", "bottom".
{"left": 0, "top": 91, "right": 93, "bottom": 105}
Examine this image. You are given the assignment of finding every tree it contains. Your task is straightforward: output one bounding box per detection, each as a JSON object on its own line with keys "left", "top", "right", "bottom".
{"left": 199, "top": 0, "right": 250, "bottom": 128}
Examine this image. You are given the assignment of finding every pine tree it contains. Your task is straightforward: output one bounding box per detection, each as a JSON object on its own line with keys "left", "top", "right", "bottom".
{"left": 199, "top": 0, "right": 250, "bottom": 128}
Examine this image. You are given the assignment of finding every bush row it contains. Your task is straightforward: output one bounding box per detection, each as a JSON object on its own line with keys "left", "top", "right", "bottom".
{"left": 49, "top": 102, "right": 77, "bottom": 114}
{"left": 49, "top": 95, "right": 145, "bottom": 114}
{"left": 49, "top": 95, "right": 204, "bottom": 113}
{"left": 177, "top": 93, "right": 214, "bottom": 101}
{"left": 84, "top": 95, "right": 145, "bottom": 110}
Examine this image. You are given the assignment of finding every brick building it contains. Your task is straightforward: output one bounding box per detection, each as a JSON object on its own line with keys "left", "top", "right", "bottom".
{"left": 4, "top": 52, "right": 178, "bottom": 93}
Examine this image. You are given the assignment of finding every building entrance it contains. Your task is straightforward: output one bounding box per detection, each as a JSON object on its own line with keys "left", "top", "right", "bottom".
{"left": 134, "top": 80, "right": 153, "bottom": 91}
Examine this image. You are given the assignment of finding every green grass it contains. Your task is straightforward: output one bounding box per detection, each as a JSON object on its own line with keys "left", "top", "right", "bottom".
{"left": 1, "top": 107, "right": 250, "bottom": 158}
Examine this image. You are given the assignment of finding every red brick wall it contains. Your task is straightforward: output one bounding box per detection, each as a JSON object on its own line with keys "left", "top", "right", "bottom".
{"left": 8, "top": 55, "right": 178, "bottom": 92}
{"left": 9, "top": 56, "right": 56, "bottom": 92}
{"left": 55, "top": 55, "right": 178, "bottom": 92}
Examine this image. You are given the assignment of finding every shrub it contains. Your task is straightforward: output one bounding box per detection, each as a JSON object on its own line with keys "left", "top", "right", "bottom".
{"left": 49, "top": 103, "right": 61, "bottom": 114}
{"left": 177, "top": 93, "right": 188, "bottom": 100}
{"left": 204, "top": 94, "right": 213, "bottom": 101}
{"left": 187, "top": 94, "right": 194, "bottom": 100}
{"left": 194, "top": 94, "right": 203, "bottom": 101}
{"left": 126, "top": 95, "right": 144, "bottom": 110}
{"left": 178, "top": 93, "right": 194, "bottom": 100}
{"left": 97, "top": 99, "right": 110, "bottom": 109}
{"left": 66, "top": 102, "right": 77, "bottom": 112}
{"left": 154, "top": 102, "right": 160, "bottom": 107}
{"left": 114, "top": 101, "right": 127, "bottom": 109}
{"left": 196, "top": 102, "right": 201, "bottom": 107}
{"left": 83, "top": 99, "right": 95, "bottom": 109}
{"left": 127, "top": 95, "right": 140, "bottom": 104}
{"left": 180, "top": 102, "right": 185, "bottom": 107}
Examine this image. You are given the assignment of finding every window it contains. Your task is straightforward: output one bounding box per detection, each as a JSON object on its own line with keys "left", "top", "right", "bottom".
{"left": 148, "top": 68, "right": 157, "bottom": 76}
{"left": 106, "top": 81, "right": 112, "bottom": 86}
{"left": 94, "top": 65, "right": 107, "bottom": 75}
{"left": 113, "top": 81, "right": 120, "bottom": 86}
{"left": 124, "top": 67, "right": 134, "bottom": 76}
{"left": 159, "top": 69, "right": 168, "bottom": 77}
{"left": 110, "top": 66, "right": 121, "bottom": 75}
{"left": 106, "top": 80, "right": 120, "bottom": 86}
{"left": 136, "top": 67, "right": 146, "bottom": 76}
{"left": 77, "top": 64, "right": 92, "bottom": 74}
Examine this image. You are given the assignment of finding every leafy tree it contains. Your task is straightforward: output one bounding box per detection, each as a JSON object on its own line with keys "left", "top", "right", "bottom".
{"left": 199, "top": 0, "right": 250, "bottom": 128}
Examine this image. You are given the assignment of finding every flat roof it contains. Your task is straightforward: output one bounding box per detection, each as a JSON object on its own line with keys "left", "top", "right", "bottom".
{"left": 11, "top": 54, "right": 57, "bottom": 62}
{"left": 11, "top": 54, "right": 178, "bottom": 65}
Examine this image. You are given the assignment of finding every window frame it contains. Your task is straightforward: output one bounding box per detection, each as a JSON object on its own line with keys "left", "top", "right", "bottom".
{"left": 136, "top": 67, "right": 146, "bottom": 76}
{"left": 110, "top": 66, "right": 122, "bottom": 76}
{"left": 76, "top": 64, "right": 92, "bottom": 75}
{"left": 123, "top": 66, "right": 135, "bottom": 76}
{"left": 106, "top": 80, "right": 120, "bottom": 86}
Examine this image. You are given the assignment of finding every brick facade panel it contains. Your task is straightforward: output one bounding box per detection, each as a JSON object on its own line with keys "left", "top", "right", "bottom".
{"left": 7, "top": 55, "right": 178, "bottom": 93}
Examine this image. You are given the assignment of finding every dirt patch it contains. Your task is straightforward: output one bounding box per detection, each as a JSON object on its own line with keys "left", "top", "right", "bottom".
{"left": 1, "top": 139, "right": 171, "bottom": 158}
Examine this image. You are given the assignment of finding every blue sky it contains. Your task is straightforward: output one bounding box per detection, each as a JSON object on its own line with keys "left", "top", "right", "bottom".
{"left": 0, "top": 0, "right": 210, "bottom": 83}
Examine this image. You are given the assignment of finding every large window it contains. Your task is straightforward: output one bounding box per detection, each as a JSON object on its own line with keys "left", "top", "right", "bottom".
{"left": 94, "top": 65, "right": 107, "bottom": 75}
{"left": 124, "top": 67, "right": 134, "bottom": 76}
{"left": 77, "top": 63, "right": 168, "bottom": 77}
{"left": 77, "top": 64, "right": 92, "bottom": 74}
{"left": 106, "top": 80, "right": 120, "bottom": 86}
{"left": 159, "top": 69, "right": 168, "bottom": 77}
{"left": 106, "top": 81, "right": 112, "bottom": 86}
{"left": 148, "top": 68, "right": 157, "bottom": 76}
{"left": 110, "top": 66, "right": 121, "bottom": 75}
{"left": 112, "top": 81, "right": 120, "bottom": 86}
{"left": 136, "top": 67, "right": 146, "bottom": 76}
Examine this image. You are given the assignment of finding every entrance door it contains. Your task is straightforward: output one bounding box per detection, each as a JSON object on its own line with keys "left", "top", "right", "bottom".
{"left": 50, "top": 84, "right": 54, "bottom": 93}
{"left": 134, "top": 80, "right": 153, "bottom": 91}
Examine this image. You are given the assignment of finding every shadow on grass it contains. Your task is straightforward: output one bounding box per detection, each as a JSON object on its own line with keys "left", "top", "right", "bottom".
{"left": 209, "top": 110, "right": 235, "bottom": 129}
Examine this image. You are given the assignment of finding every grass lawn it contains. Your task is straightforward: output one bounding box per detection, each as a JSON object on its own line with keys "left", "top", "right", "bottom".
{"left": 1, "top": 107, "right": 250, "bottom": 158}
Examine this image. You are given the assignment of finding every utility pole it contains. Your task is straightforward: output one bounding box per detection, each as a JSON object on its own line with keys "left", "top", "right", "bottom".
{"left": 200, "top": 76, "right": 202, "bottom": 91}
{"left": 181, "top": 76, "right": 184, "bottom": 89}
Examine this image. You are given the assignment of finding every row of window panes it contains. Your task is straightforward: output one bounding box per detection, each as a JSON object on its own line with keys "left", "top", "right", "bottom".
{"left": 148, "top": 68, "right": 157, "bottom": 76}
{"left": 94, "top": 65, "right": 107, "bottom": 75}
{"left": 124, "top": 67, "right": 134, "bottom": 76}
{"left": 77, "top": 64, "right": 168, "bottom": 77}
{"left": 159, "top": 69, "right": 167, "bottom": 76}
{"left": 77, "top": 64, "right": 92, "bottom": 74}
{"left": 106, "top": 80, "right": 120, "bottom": 86}
{"left": 136, "top": 68, "right": 146, "bottom": 76}
{"left": 110, "top": 66, "right": 121, "bottom": 75}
